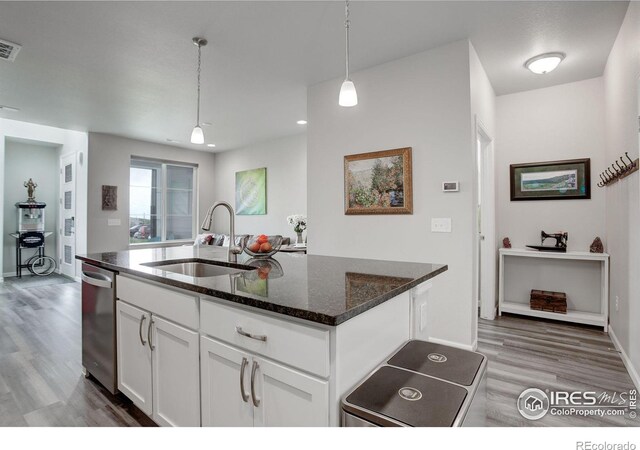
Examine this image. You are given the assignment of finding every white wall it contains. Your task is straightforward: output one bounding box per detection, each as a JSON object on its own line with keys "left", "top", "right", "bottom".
{"left": 496, "top": 77, "right": 607, "bottom": 252}
{"left": 2, "top": 140, "right": 60, "bottom": 276}
{"left": 0, "top": 118, "right": 88, "bottom": 281}
{"left": 212, "top": 134, "right": 307, "bottom": 240}
{"left": 307, "top": 40, "right": 478, "bottom": 349}
{"left": 469, "top": 42, "right": 497, "bottom": 326}
{"left": 87, "top": 133, "right": 217, "bottom": 253}
{"left": 603, "top": 1, "right": 640, "bottom": 388}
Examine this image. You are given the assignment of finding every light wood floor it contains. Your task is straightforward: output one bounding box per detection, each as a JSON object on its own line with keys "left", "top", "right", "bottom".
{"left": 0, "top": 275, "right": 637, "bottom": 426}
{"left": 0, "top": 274, "right": 153, "bottom": 426}
{"left": 478, "top": 314, "right": 638, "bottom": 426}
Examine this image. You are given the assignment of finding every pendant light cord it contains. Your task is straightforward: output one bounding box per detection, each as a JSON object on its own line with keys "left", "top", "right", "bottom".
{"left": 344, "top": 0, "right": 350, "bottom": 80}
{"left": 196, "top": 43, "right": 201, "bottom": 126}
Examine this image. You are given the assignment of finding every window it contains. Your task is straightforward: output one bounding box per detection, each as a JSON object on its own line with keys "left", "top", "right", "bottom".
{"left": 129, "top": 158, "right": 197, "bottom": 244}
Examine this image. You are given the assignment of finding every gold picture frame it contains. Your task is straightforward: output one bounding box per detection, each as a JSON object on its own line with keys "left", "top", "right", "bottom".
{"left": 344, "top": 147, "right": 413, "bottom": 215}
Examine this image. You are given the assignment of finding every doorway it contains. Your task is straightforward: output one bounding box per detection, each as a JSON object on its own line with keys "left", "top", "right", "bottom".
{"left": 476, "top": 120, "right": 496, "bottom": 321}
{"left": 2, "top": 138, "right": 61, "bottom": 278}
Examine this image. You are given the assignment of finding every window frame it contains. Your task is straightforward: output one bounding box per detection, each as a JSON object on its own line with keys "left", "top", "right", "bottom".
{"left": 129, "top": 157, "right": 198, "bottom": 247}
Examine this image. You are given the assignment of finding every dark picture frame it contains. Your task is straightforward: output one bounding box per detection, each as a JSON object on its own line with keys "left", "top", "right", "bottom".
{"left": 510, "top": 158, "right": 591, "bottom": 201}
{"left": 101, "top": 185, "right": 118, "bottom": 210}
{"left": 344, "top": 147, "right": 413, "bottom": 215}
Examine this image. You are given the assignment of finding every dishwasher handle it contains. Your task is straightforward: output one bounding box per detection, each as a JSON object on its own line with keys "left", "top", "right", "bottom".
{"left": 81, "top": 271, "right": 113, "bottom": 289}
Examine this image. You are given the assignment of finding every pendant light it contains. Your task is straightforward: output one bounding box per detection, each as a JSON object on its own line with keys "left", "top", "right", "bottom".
{"left": 190, "top": 37, "right": 207, "bottom": 144}
{"left": 339, "top": 0, "right": 358, "bottom": 107}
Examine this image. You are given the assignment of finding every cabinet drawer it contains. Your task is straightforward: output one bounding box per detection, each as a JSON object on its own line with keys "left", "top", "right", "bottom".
{"left": 200, "top": 298, "right": 330, "bottom": 378}
{"left": 117, "top": 275, "right": 198, "bottom": 330}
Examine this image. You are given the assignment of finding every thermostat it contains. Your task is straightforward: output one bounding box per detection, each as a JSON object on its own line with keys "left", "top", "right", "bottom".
{"left": 442, "top": 181, "right": 459, "bottom": 192}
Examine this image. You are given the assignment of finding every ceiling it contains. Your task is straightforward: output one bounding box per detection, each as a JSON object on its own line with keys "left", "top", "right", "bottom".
{"left": 0, "top": 1, "right": 629, "bottom": 152}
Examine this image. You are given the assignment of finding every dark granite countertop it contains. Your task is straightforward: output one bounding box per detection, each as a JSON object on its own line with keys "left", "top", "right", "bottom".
{"left": 76, "top": 246, "right": 447, "bottom": 326}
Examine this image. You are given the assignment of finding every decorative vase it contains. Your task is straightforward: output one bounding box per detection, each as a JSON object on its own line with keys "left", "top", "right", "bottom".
{"left": 295, "top": 232, "right": 304, "bottom": 246}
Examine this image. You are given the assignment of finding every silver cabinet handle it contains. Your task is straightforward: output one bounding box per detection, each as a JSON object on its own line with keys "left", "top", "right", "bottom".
{"left": 236, "top": 326, "right": 267, "bottom": 342}
{"left": 148, "top": 319, "right": 155, "bottom": 351}
{"left": 138, "top": 315, "right": 147, "bottom": 346}
{"left": 239, "top": 357, "right": 250, "bottom": 403}
{"left": 250, "top": 360, "right": 260, "bottom": 407}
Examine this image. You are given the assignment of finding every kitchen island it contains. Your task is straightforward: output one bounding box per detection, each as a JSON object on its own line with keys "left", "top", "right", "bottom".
{"left": 77, "top": 246, "right": 447, "bottom": 427}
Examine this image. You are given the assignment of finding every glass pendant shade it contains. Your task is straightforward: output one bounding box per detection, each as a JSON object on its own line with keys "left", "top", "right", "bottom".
{"left": 339, "top": 79, "right": 358, "bottom": 107}
{"left": 190, "top": 125, "right": 204, "bottom": 144}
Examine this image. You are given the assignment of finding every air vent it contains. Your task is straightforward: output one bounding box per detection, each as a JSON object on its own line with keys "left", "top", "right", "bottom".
{"left": 0, "top": 38, "right": 21, "bottom": 62}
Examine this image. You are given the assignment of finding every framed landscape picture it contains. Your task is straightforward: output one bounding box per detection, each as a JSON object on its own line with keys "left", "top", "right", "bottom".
{"left": 236, "top": 167, "right": 267, "bottom": 215}
{"left": 510, "top": 158, "right": 591, "bottom": 201}
{"left": 344, "top": 147, "right": 413, "bottom": 215}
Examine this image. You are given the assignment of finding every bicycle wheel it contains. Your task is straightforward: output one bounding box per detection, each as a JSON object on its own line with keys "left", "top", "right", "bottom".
{"left": 29, "top": 256, "right": 56, "bottom": 276}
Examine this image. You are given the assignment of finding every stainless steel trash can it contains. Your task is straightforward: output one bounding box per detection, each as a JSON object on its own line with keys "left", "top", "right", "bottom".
{"left": 341, "top": 340, "right": 487, "bottom": 427}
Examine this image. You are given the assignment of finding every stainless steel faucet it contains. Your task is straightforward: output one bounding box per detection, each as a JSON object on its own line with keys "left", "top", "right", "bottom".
{"left": 201, "top": 201, "right": 242, "bottom": 263}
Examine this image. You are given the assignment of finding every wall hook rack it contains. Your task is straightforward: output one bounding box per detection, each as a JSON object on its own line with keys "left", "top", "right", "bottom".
{"left": 597, "top": 152, "right": 638, "bottom": 187}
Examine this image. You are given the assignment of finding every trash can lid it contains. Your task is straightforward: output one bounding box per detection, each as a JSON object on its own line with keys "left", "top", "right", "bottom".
{"left": 343, "top": 366, "right": 467, "bottom": 427}
{"left": 388, "top": 340, "right": 485, "bottom": 386}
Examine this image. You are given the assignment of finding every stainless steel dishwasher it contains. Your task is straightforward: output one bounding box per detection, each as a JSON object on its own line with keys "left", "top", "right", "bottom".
{"left": 81, "top": 262, "right": 118, "bottom": 394}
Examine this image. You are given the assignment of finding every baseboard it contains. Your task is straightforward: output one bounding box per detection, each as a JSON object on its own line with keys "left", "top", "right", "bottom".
{"left": 428, "top": 336, "right": 476, "bottom": 352}
{"left": 2, "top": 272, "right": 16, "bottom": 278}
{"left": 480, "top": 306, "right": 497, "bottom": 321}
{"left": 608, "top": 325, "right": 640, "bottom": 391}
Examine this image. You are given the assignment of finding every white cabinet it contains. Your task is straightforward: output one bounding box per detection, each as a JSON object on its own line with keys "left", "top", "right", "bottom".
{"left": 151, "top": 316, "right": 200, "bottom": 427}
{"left": 252, "top": 355, "right": 329, "bottom": 427}
{"left": 200, "top": 336, "right": 328, "bottom": 427}
{"left": 116, "top": 300, "right": 200, "bottom": 426}
{"left": 116, "top": 301, "right": 152, "bottom": 415}
{"left": 200, "top": 336, "right": 253, "bottom": 427}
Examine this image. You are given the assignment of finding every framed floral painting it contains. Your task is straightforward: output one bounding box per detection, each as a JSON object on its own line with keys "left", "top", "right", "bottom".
{"left": 344, "top": 147, "right": 413, "bottom": 215}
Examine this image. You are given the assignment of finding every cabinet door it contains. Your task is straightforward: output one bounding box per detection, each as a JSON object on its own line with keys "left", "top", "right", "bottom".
{"left": 252, "top": 357, "right": 329, "bottom": 427}
{"left": 116, "top": 301, "right": 152, "bottom": 415}
{"left": 151, "top": 316, "right": 200, "bottom": 427}
{"left": 200, "top": 337, "right": 253, "bottom": 427}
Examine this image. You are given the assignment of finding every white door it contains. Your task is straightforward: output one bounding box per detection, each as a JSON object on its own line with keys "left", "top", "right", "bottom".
{"left": 200, "top": 337, "right": 253, "bottom": 427}
{"left": 151, "top": 316, "right": 200, "bottom": 427}
{"left": 59, "top": 153, "right": 76, "bottom": 278}
{"left": 476, "top": 121, "right": 497, "bottom": 321}
{"left": 252, "top": 356, "right": 329, "bottom": 427}
{"left": 116, "top": 301, "right": 152, "bottom": 415}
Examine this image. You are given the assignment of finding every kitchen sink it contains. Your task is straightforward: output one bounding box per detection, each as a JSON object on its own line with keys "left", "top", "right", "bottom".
{"left": 142, "top": 259, "right": 254, "bottom": 278}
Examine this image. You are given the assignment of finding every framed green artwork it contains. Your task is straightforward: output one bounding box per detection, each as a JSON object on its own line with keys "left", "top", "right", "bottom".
{"left": 236, "top": 167, "right": 267, "bottom": 215}
{"left": 510, "top": 158, "right": 591, "bottom": 201}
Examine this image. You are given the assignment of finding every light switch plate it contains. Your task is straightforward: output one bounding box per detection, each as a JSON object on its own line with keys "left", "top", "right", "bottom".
{"left": 431, "top": 218, "right": 452, "bottom": 233}
{"left": 108, "top": 219, "right": 121, "bottom": 226}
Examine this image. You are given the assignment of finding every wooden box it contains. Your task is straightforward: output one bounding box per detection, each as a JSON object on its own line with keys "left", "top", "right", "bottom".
{"left": 530, "top": 289, "right": 567, "bottom": 314}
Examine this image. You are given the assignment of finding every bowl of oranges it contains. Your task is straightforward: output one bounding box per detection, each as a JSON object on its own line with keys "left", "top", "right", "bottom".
{"left": 244, "top": 234, "right": 283, "bottom": 258}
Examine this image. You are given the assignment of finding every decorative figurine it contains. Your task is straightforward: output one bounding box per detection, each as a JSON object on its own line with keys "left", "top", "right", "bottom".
{"left": 502, "top": 237, "right": 512, "bottom": 248}
{"left": 24, "top": 178, "right": 37, "bottom": 202}
{"left": 590, "top": 237, "right": 604, "bottom": 253}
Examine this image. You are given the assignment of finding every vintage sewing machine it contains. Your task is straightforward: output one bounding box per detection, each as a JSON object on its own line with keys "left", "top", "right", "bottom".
{"left": 526, "top": 231, "right": 568, "bottom": 253}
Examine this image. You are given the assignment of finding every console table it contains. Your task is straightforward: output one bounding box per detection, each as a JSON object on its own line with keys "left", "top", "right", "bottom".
{"left": 498, "top": 248, "right": 609, "bottom": 330}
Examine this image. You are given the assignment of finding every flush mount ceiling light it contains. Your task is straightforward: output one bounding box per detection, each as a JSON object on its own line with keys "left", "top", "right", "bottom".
{"left": 190, "top": 37, "right": 208, "bottom": 144}
{"left": 0, "top": 105, "right": 19, "bottom": 112}
{"left": 525, "top": 52, "right": 565, "bottom": 75}
{"left": 296, "top": 120, "right": 307, "bottom": 125}
{"left": 207, "top": 144, "right": 216, "bottom": 148}
{"left": 338, "top": 0, "right": 358, "bottom": 107}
